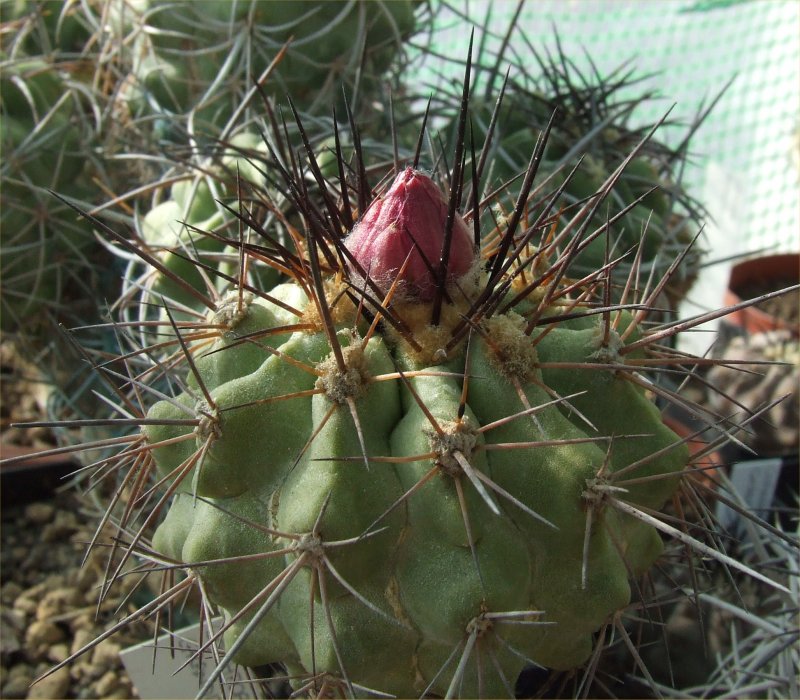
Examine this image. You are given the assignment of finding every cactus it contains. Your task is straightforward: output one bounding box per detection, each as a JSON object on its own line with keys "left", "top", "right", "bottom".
{"left": 0, "top": 0, "right": 94, "bottom": 56}
{"left": 0, "top": 1, "right": 156, "bottom": 450}
{"left": 107, "top": 0, "right": 426, "bottom": 141}
{"left": 0, "top": 26, "right": 112, "bottom": 342}
{"left": 10, "top": 37, "right": 797, "bottom": 700}
{"left": 436, "top": 47, "right": 708, "bottom": 310}
{"left": 129, "top": 130, "right": 281, "bottom": 316}
{"left": 136, "top": 161, "right": 697, "bottom": 697}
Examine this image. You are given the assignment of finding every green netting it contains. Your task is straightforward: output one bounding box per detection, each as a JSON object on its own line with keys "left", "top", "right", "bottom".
{"left": 417, "top": 0, "right": 800, "bottom": 256}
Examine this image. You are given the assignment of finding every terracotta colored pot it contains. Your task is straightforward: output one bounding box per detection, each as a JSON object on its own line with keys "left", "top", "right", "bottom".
{"left": 722, "top": 253, "right": 799, "bottom": 336}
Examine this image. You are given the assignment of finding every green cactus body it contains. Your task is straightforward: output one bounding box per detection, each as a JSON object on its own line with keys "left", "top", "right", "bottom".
{"left": 120, "top": 0, "right": 420, "bottom": 135}
{"left": 139, "top": 131, "right": 280, "bottom": 314}
{"left": 1, "top": 1, "right": 93, "bottom": 55}
{"left": 0, "top": 53, "right": 104, "bottom": 334}
{"left": 141, "top": 165, "right": 689, "bottom": 695}
{"left": 448, "top": 68, "right": 704, "bottom": 308}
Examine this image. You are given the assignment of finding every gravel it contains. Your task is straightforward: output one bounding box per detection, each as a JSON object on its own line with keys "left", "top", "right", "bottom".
{"left": 1, "top": 488, "right": 153, "bottom": 699}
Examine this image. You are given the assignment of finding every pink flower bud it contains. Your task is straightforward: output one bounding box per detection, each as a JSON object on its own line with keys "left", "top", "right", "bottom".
{"left": 344, "top": 168, "right": 476, "bottom": 300}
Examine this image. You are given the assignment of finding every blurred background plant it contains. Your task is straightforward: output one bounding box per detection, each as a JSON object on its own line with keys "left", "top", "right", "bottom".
{"left": 106, "top": 0, "right": 427, "bottom": 142}
{"left": 433, "top": 47, "right": 710, "bottom": 314}
{"left": 1, "top": 0, "right": 125, "bottom": 438}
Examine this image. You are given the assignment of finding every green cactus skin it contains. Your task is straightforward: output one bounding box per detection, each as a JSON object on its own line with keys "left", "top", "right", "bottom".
{"left": 115, "top": 0, "right": 421, "bottom": 137}
{"left": 439, "top": 55, "right": 706, "bottom": 309}
{"left": 12, "top": 41, "right": 798, "bottom": 696}
{"left": 0, "top": 52, "right": 104, "bottom": 335}
{"left": 5, "top": 10, "right": 796, "bottom": 698}
{"left": 134, "top": 144, "right": 694, "bottom": 696}
{"left": 138, "top": 131, "right": 281, "bottom": 315}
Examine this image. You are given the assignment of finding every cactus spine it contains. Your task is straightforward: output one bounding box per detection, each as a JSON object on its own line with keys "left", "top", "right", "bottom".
{"left": 10, "top": 27, "right": 796, "bottom": 700}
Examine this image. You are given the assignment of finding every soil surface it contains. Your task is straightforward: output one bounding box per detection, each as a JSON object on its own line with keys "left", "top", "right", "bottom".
{"left": 1, "top": 340, "right": 151, "bottom": 699}
{"left": 0, "top": 489, "right": 151, "bottom": 699}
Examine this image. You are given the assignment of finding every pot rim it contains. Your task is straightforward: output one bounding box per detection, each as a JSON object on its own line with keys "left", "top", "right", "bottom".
{"left": 724, "top": 253, "right": 799, "bottom": 336}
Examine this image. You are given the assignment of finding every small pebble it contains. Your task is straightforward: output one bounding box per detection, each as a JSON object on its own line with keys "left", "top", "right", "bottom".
{"left": 42, "top": 520, "right": 78, "bottom": 544}
{"left": 0, "top": 581, "right": 22, "bottom": 605}
{"left": 20, "top": 581, "right": 50, "bottom": 600}
{"left": 69, "top": 528, "right": 94, "bottom": 546}
{"left": 11, "top": 596, "right": 36, "bottom": 616}
{"left": 33, "top": 661, "right": 51, "bottom": 676}
{"left": 1, "top": 607, "right": 26, "bottom": 634}
{"left": 92, "top": 640, "right": 122, "bottom": 670}
{"left": 1, "top": 665, "right": 32, "bottom": 699}
{"left": 24, "top": 502, "right": 55, "bottom": 525}
{"left": 25, "top": 620, "right": 66, "bottom": 650}
{"left": 69, "top": 612, "right": 96, "bottom": 632}
{"left": 73, "top": 565, "right": 97, "bottom": 593}
{"left": 82, "top": 662, "right": 105, "bottom": 682}
{"left": 36, "top": 587, "right": 83, "bottom": 621}
{"left": 46, "top": 642, "right": 71, "bottom": 664}
{"left": 94, "top": 669, "right": 120, "bottom": 696}
{"left": 0, "top": 676, "right": 31, "bottom": 700}
{"left": 0, "top": 619, "right": 21, "bottom": 657}
{"left": 69, "top": 661, "right": 94, "bottom": 683}
{"left": 70, "top": 629, "right": 96, "bottom": 656}
{"left": 6, "top": 664, "right": 32, "bottom": 682}
{"left": 26, "top": 665, "right": 70, "bottom": 699}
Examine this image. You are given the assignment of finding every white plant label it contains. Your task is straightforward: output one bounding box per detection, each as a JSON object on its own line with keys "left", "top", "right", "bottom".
{"left": 120, "top": 619, "right": 264, "bottom": 699}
